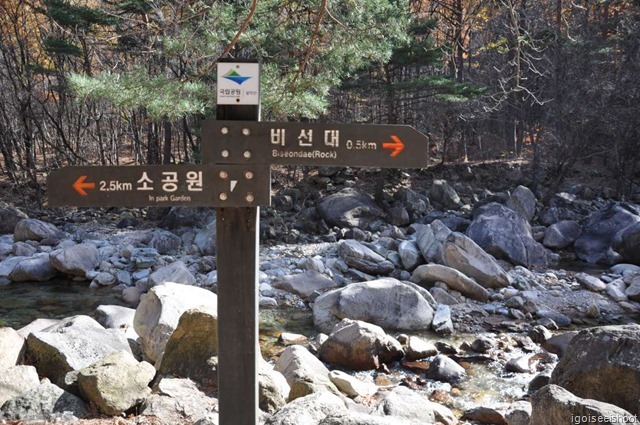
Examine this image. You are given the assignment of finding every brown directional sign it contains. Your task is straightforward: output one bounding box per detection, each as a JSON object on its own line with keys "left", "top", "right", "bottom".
{"left": 47, "top": 165, "right": 271, "bottom": 208}
{"left": 202, "top": 120, "right": 429, "bottom": 168}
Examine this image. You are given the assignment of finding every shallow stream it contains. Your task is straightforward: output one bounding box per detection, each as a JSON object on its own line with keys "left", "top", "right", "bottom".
{"left": 1, "top": 280, "right": 537, "bottom": 412}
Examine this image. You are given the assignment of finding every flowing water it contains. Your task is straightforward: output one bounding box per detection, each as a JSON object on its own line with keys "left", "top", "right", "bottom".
{"left": 1, "top": 280, "right": 534, "bottom": 412}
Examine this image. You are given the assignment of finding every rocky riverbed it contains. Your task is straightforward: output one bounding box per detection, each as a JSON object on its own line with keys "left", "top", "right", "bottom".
{"left": 1, "top": 163, "right": 640, "bottom": 424}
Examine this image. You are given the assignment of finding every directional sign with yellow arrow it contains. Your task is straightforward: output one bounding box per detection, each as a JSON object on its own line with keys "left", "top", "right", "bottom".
{"left": 202, "top": 120, "right": 429, "bottom": 168}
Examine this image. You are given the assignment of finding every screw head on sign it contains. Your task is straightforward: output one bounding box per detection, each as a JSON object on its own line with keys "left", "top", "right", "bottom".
{"left": 219, "top": 171, "right": 228, "bottom": 179}
{"left": 244, "top": 171, "right": 254, "bottom": 180}
{"left": 221, "top": 127, "right": 229, "bottom": 135}
{"left": 221, "top": 150, "right": 230, "bottom": 158}
{"left": 242, "top": 128, "right": 251, "bottom": 136}
{"left": 243, "top": 151, "right": 252, "bottom": 159}
{"left": 219, "top": 193, "right": 228, "bottom": 201}
{"left": 246, "top": 193, "right": 255, "bottom": 203}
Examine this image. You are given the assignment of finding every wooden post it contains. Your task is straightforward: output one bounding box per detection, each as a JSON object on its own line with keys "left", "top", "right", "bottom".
{"left": 215, "top": 60, "right": 260, "bottom": 425}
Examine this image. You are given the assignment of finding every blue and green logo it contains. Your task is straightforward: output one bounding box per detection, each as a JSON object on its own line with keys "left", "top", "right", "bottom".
{"left": 223, "top": 69, "right": 251, "bottom": 85}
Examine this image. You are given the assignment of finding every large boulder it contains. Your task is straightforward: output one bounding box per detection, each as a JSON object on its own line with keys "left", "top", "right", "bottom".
{"left": 398, "top": 240, "right": 423, "bottom": 271}
{"left": 0, "top": 327, "right": 25, "bottom": 368}
{"left": 8, "top": 254, "right": 57, "bottom": 282}
{"left": 613, "top": 221, "right": 640, "bottom": 265}
{"left": 49, "top": 243, "right": 100, "bottom": 277}
{"left": 265, "top": 392, "right": 348, "bottom": 425}
{"left": 148, "top": 261, "right": 196, "bottom": 287}
{"left": 430, "top": 180, "right": 462, "bottom": 210}
{"left": 543, "top": 220, "right": 582, "bottom": 249}
{"left": 316, "top": 188, "right": 385, "bottom": 230}
{"left": 441, "top": 232, "right": 511, "bottom": 289}
{"left": 0, "top": 365, "right": 40, "bottom": 406}
{"left": 273, "top": 345, "right": 341, "bottom": 400}
{"left": 13, "top": 219, "right": 64, "bottom": 243}
{"left": 530, "top": 385, "right": 637, "bottom": 425}
{"left": 312, "top": 278, "right": 435, "bottom": 334}
{"left": 259, "top": 358, "right": 290, "bottom": 413}
{"left": 467, "top": 202, "right": 557, "bottom": 267}
{"left": 338, "top": 240, "right": 394, "bottom": 275}
{"left": 0, "top": 203, "right": 28, "bottom": 235}
{"left": 411, "top": 263, "right": 489, "bottom": 302}
{"left": 376, "top": 386, "right": 457, "bottom": 425}
{"left": 318, "top": 319, "right": 403, "bottom": 371}
{"left": 76, "top": 350, "right": 156, "bottom": 415}
{"left": 140, "top": 378, "right": 218, "bottom": 424}
{"left": 158, "top": 305, "right": 218, "bottom": 386}
{"left": 25, "top": 316, "right": 133, "bottom": 387}
{"left": 149, "top": 229, "right": 182, "bottom": 255}
{"left": 550, "top": 324, "right": 640, "bottom": 416}
{"left": 505, "top": 185, "right": 537, "bottom": 221}
{"left": 415, "top": 221, "right": 451, "bottom": 263}
{"left": 134, "top": 282, "right": 218, "bottom": 363}
{"left": 0, "top": 382, "right": 89, "bottom": 421}
{"left": 575, "top": 203, "right": 640, "bottom": 264}
{"left": 272, "top": 270, "right": 340, "bottom": 300}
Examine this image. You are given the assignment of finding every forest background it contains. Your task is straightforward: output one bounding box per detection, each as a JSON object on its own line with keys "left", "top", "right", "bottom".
{"left": 0, "top": 0, "right": 638, "bottom": 205}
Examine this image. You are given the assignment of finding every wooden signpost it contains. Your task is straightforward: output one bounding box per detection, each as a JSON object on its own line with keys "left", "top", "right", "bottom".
{"left": 47, "top": 60, "right": 430, "bottom": 425}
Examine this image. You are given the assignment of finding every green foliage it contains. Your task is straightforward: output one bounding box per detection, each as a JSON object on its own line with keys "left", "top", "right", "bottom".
{"left": 69, "top": 69, "right": 209, "bottom": 120}
{"left": 67, "top": 0, "right": 411, "bottom": 121}
{"left": 43, "top": 37, "right": 82, "bottom": 57}
{"left": 43, "top": 0, "right": 116, "bottom": 29}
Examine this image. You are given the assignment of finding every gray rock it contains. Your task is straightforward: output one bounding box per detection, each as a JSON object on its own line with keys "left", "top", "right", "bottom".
{"left": 312, "top": 278, "right": 434, "bottom": 334}
{"left": 402, "top": 336, "right": 438, "bottom": 361}
{"left": 426, "top": 355, "right": 467, "bottom": 383}
{"left": 393, "top": 187, "right": 430, "bottom": 221}
{"left": 194, "top": 222, "right": 216, "bottom": 256}
{"left": 316, "top": 188, "right": 385, "bottom": 230}
{"left": 0, "top": 365, "right": 40, "bottom": 406}
{"left": 141, "top": 378, "right": 218, "bottom": 424}
{"left": 272, "top": 270, "right": 339, "bottom": 300}
{"left": 606, "top": 278, "right": 628, "bottom": 302}
{"left": 411, "top": 263, "right": 489, "bottom": 302}
{"left": 328, "top": 370, "right": 377, "bottom": 398}
{"left": 505, "top": 401, "right": 531, "bottom": 425}
{"left": 0, "top": 256, "right": 25, "bottom": 283}
{"left": 259, "top": 358, "right": 290, "bottom": 413}
{"left": 468, "top": 203, "right": 557, "bottom": 267}
{"left": 148, "top": 260, "right": 196, "bottom": 287}
{"left": 415, "top": 221, "right": 451, "bottom": 263}
{"left": 273, "top": 345, "right": 341, "bottom": 400}
{"left": 95, "top": 305, "right": 136, "bottom": 330}
{"left": 0, "top": 203, "right": 28, "bottom": 235}
{"left": 265, "top": 392, "right": 347, "bottom": 425}
{"left": 614, "top": 221, "right": 640, "bottom": 265}
{"left": 16, "top": 318, "right": 60, "bottom": 339}
{"left": 430, "top": 180, "right": 462, "bottom": 210}
{"left": 441, "top": 232, "right": 511, "bottom": 289}
{"left": 551, "top": 324, "right": 640, "bottom": 415}
{"left": 543, "top": 220, "right": 582, "bottom": 249}
{"left": 0, "top": 327, "right": 24, "bottom": 368}
{"left": 318, "top": 319, "right": 403, "bottom": 371}
{"left": 8, "top": 254, "right": 57, "bottom": 282}
{"left": 626, "top": 277, "right": 640, "bottom": 302}
{"left": 432, "top": 304, "right": 454, "bottom": 335}
{"left": 320, "top": 413, "right": 426, "bottom": 425}
{"left": 13, "top": 219, "right": 64, "bottom": 243}
{"left": 398, "top": 240, "right": 423, "bottom": 271}
{"left": 25, "top": 315, "right": 133, "bottom": 387}
{"left": 429, "top": 287, "right": 460, "bottom": 305}
{"left": 131, "top": 247, "right": 159, "bottom": 268}
{"left": 0, "top": 382, "right": 89, "bottom": 421}
{"left": 77, "top": 350, "right": 155, "bottom": 415}
{"left": 149, "top": 229, "right": 182, "bottom": 255}
{"left": 376, "top": 386, "right": 457, "bottom": 425}
{"left": 338, "top": 240, "right": 394, "bottom": 275}
{"left": 530, "top": 384, "right": 637, "bottom": 425}
{"left": 158, "top": 305, "right": 218, "bottom": 386}
{"left": 575, "top": 203, "right": 640, "bottom": 264}
{"left": 505, "top": 185, "right": 537, "bottom": 221}
{"left": 133, "top": 282, "right": 217, "bottom": 363}
{"left": 575, "top": 272, "right": 607, "bottom": 292}
{"left": 49, "top": 243, "right": 99, "bottom": 277}
{"left": 92, "top": 271, "right": 116, "bottom": 286}
{"left": 12, "top": 242, "right": 36, "bottom": 257}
